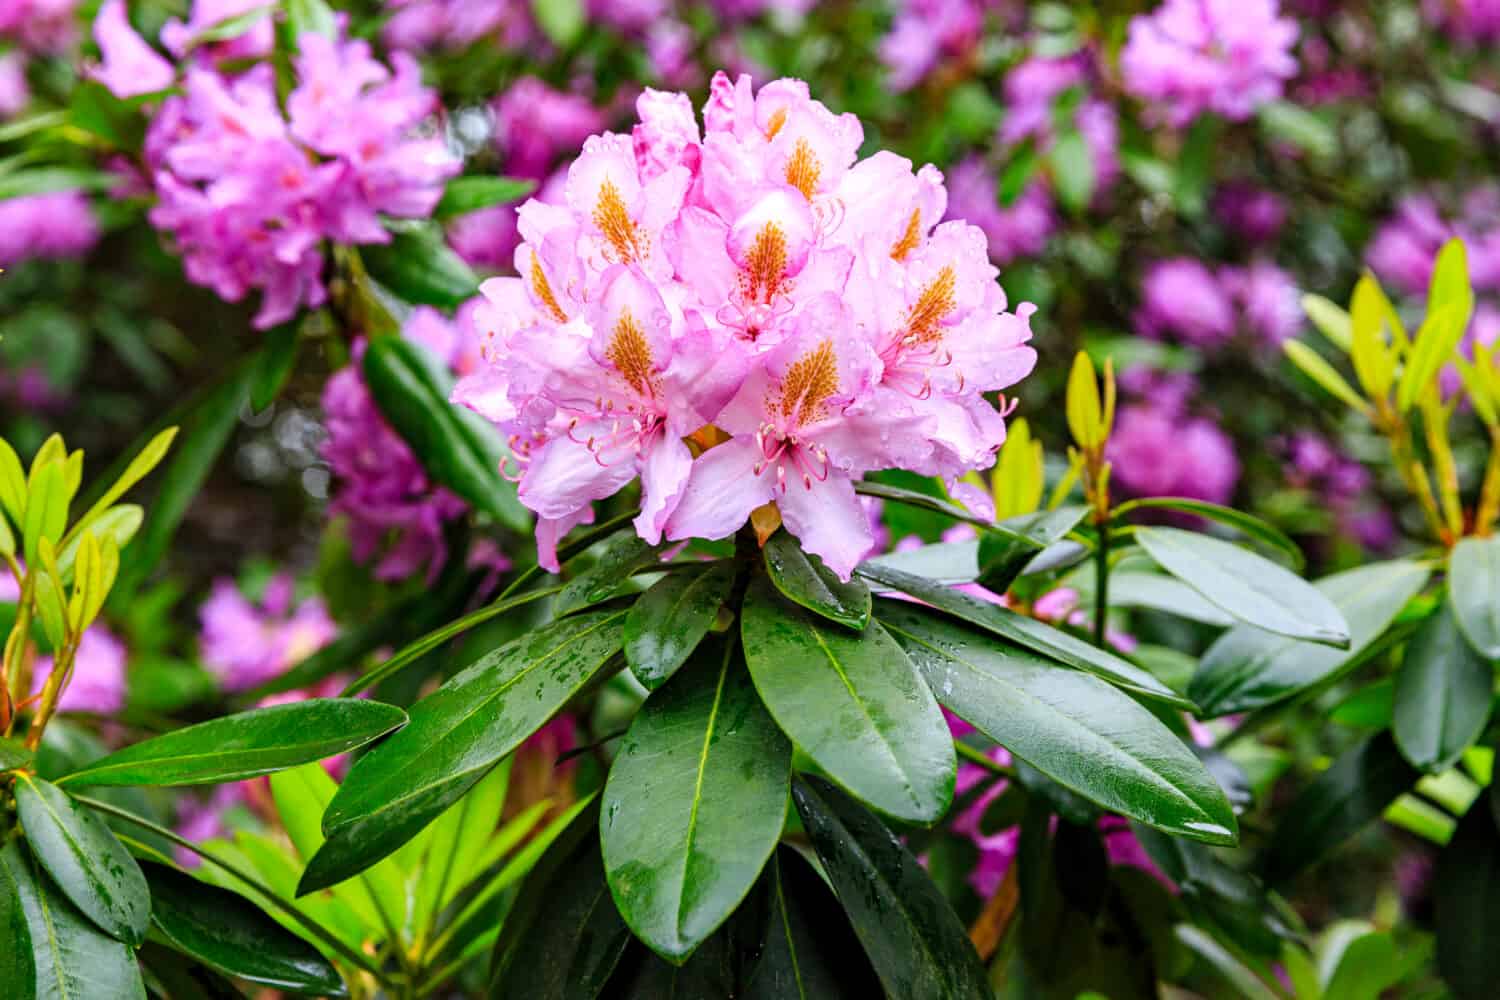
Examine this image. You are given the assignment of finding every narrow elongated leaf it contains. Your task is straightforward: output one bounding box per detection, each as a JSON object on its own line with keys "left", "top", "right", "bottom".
{"left": 1394, "top": 602, "right": 1493, "bottom": 772}
{"left": 1261, "top": 733, "right": 1419, "bottom": 885}
{"left": 361, "top": 226, "right": 479, "bottom": 307}
{"left": 764, "top": 530, "right": 871, "bottom": 629}
{"left": 251, "top": 322, "right": 300, "bottom": 413}
{"left": 880, "top": 601, "right": 1236, "bottom": 844}
{"left": 1191, "top": 560, "right": 1430, "bottom": 717}
{"left": 0, "top": 841, "right": 145, "bottom": 1000}
{"left": 741, "top": 575, "right": 953, "bottom": 823}
{"left": 1103, "top": 571, "right": 1235, "bottom": 626}
{"left": 603, "top": 640, "right": 791, "bottom": 960}
{"left": 857, "top": 561, "right": 1188, "bottom": 707}
{"left": 792, "top": 777, "right": 991, "bottom": 998}
{"left": 142, "top": 861, "right": 345, "bottom": 996}
{"left": 746, "top": 847, "right": 881, "bottom": 1000}
{"left": 554, "top": 531, "right": 658, "bottom": 615}
{"left": 412, "top": 760, "right": 511, "bottom": 929}
{"left": 434, "top": 176, "right": 536, "bottom": 219}
{"left": 0, "top": 839, "right": 35, "bottom": 1000}
{"left": 305, "top": 610, "right": 626, "bottom": 892}
{"left": 624, "top": 561, "right": 734, "bottom": 690}
{"left": 1449, "top": 535, "right": 1500, "bottom": 659}
{"left": 363, "top": 335, "right": 528, "bottom": 531}
{"left": 59, "top": 699, "right": 407, "bottom": 788}
{"left": 1398, "top": 301, "right": 1470, "bottom": 412}
{"left": 1114, "top": 498, "right": 1303, "bottom": 570}
{"left": 1436, "top": 802, "right": 1500, "bottom": 1000}
{"left": 15, "top": 775, "right": 150, "bottom": 945}
{"left": 976, "top": 505, "right": 1089, "bottom": 593}
{"left": 863, "top": 539, "right": 980, "bottom": 583}
{"left": 1136, "top": 527, "right": 1347, "bottom": 645}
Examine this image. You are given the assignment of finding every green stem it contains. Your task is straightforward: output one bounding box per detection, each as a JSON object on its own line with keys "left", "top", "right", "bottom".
{"left": 1093, "top": 517, "right": 1111, "bottom": 649}
{"left": 71, "top": 793, "right": 392, "bottom": 986}
{"left": 955, "top": 740, "right": 1014, "bottom": 777}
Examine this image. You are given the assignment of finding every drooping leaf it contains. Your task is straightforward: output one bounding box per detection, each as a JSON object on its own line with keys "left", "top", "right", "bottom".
{"left": 976, "top": 505, "right": 1088, "bottom": 593}
{"left": 250, "top": 321, "right": 300, "bottom": 413}
{"left": 553, "top": 531, "right": 659, "bottom": 616}
{"left": 623, "top": 561, "right": 734, "bottom": 690}
{"left": 14, "top": 774, "right": 151, "bottom": 945}
{"left": 58, "top": 699, "right": 407, "bottom": 788}
{"left": 763, "top": 530, "right": 871, "bottom": 629}
{"left": 741, "top": 575, "right": 954, "bottom": 823}
{"left": 362, "top": 334, "right": 528, "bottom": 532}
{"left": 1189, "top": 560, "right": 1430, "bottom": 717}
{"left": 305, "top": 610, "right": 626, "bottom": 892}
{"left": 1448, "top": 535, "right": 1500, "bottom": 659}
{"left": 1435, "top": 802, "right": 1500, "bottom": 1000}
{"left": 433, "top": 176, "right": 537, "bottom": 219}
{"left": 1113, "top": 498, "right": 1303, "bottom": 570}
{"left": 1102, "top": 571, "right": 1236, "bottom": 626}
{"left": 857, "top": 561, "right": 1188, "bottom": 707}
{"left": 880, "top": 601, "right": 1236, "bottom": 845}
{"left": 141, "top": 861, "right": 345, "bottom": 996}
{"left": 1260, "top": 733, "right": 1419, "bottom": 885}
{"left": 1393, "top": 601, "right": 1493, "bottom": 773}
{"left": 602, "top": 640, "right": 791, "bottom": 960}
{"left": 0, "top": 840, "right": 145, "bottom": 1000}
{"left": 1135, "top": 527, "right": 1347, "bottom": 645}
{"left": 361, "top": 226, "right": 479, "bottom": 307}
{"left": 0, "top": 839, "right": 35, "bottom": 1000}
{"left": 791, "top": 777, "right": 992, "bottom": 998}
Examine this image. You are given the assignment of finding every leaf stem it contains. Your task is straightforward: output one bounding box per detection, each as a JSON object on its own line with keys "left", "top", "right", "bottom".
{"left": 1093, "top": 516, "right": 1111, "bottom": 649}
{"left": 954, "top": 740, "right": 1013, "bottom": 777}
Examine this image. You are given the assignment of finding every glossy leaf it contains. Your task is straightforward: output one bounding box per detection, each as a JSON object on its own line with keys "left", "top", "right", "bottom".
{"left": 1103, "top": 571, "right": 1235, "bottom": 626}
{"left": 1284, "top": 339, "right": 1369, "bottom": 414}
{"left": 59, "top": 699, "right": 406, "bottom": 788}
{"left": 0, "top": 838, "right": 34, "bottom": 1000}
{"left": 363, "top": 334, "right": 528, "bottom": 532}
{"left": 553, "top": 531, "right": 659, "bottom": 616}
{"left": 1449, "top": 535, "right": 1500, "bottom": 659}
{"left": 434, "top": 176, "right": 536, "bottom": 219}
{"left": 857, "top": 561, "right": 1188, "bottom": 707}
{"left": 745, "top": 846, "right": 881, "bottom": 1000}
{"left": 1190, "top": 560, "right": 1430, "bottom": 717}
{"left": 0, "top": 437, "right": 25, "bottom": 523}
{"left": 880, "top": 601, "right": 1236, "bottom": 845}
{"left": 976, "top": 505, "right": 1088, "bottom": 593}
{"left": 741, "top": 575, "right": 954, "bottom": 823}
{"left": 1114, "top": 498, "right": 1303, "bottom": 570}
{"left": 68, "top": 427, "right": 176, "bottom": 546}
{"left": 862, "top": 539, "right": 980, "bottom": 583}
{"left": 792, "top": 776, "right": 991, "bottom": 998}
{"left": 1135, "top": 526, "right": 1347, "bottom": 645}
{"left": 0, "top": 840, "right": 145, "bottom": 1000}
{"left": 764, "top": 530, "right": 871, "bottom": 629}
{"left": 1302, "top": 293, "right": 1353, "bottom": 351}
{"left": 1435, "top": 802, "right": 1500, "bottom": 1000}
{"left": 306, "top": 609, "right": 626, "bottom": 891}
{"left": 624, "top": 561, "right": 734, "bottom": 690}
{"left": 1261, "top": 733, "right": 1419, "bottom": 885}
{"left": 361, "top": 225, "right": 479, "bottom": 307}
{"left": 411, "top": 760, "right": 512, "bottom": 930}
{"left": 1398, "top": 301, "right": 1470, "bottom": 413}
{"left": 603, "top": 640, "right": 791, "bottom": 960}
{"left": 1393, "top": 602, "right": 1493, "bottom": 772}
{"left": 0, "top": 738, "right": 32, "bottom": 773}
{"left": 142, "top": 860, "right": 345, "bottom": 996}
{"left": 15, "top": 774, "right": 150, "bottom": 945}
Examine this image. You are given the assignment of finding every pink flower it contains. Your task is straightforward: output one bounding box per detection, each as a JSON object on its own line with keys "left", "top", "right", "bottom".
{"left": 1367, "top": 187, "right": 1500, "bottom": 297}
{"left": 161, "top": 0, "right": 274, "bottom": 64}
{"left": 382, "top": 0, "right": 533, "bottom": 52}
{"left": 1426, "top": 0, "right": 1500, "bottom": 42}
{"left": 1108, "top": 402, "right": 1239, "bottom": 505}
{"left": 1213, "top": 182, "right": 1287, "bottom": 244}
{"left": 1135, "top": 259, "right": 1236, "bottom": 346}
{"left": 454, "top": 74, "right": 1036, "bottom": 578}
{"left": 30, "top": 625, "right": 128, "bottom": 716}
{"left": 199, "top": 574, "right": 337, "bottom": 692}
{"left": 944, "top": 156, "right": 1056, "bottom": 266}
{"left": 1001, "top": 54, "right": 1120, "bottom": 200}
{"left": 880, "top": 0, "right": 984, "bottom": 92}
{"left": 0, "top": 51, "right": 29, "bottom": 117}
{"left": 0, "top": 191, "right": 99, "bottom": 265}
{"left": 1121, "top": 0, "right": 1298, "bottom": 127}
{"left": 1221, "top": 259, "right": 1301, "bottom": 347}
{"left": 90, "top": 0, "right": 175, "bottom": 99}
{"left": 493, "top": 77, "right": 609, "bottom": 180}
{"left": 0, "top": 0, "right": 78, "bottom": 53}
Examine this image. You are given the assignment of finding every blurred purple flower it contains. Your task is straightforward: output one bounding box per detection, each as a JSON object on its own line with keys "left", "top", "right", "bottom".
{"left": 1121, "top": 0, "right": 1298, "bottom": 127}
{"left": 945, "top": 156, "right": 1056, "bottom": 266}
{"left": 880, "top": 0, "right": 984, "bottom": 92}
{"left": 1000, "top": 54, "right": 1120, "bottom": 200}
{"left": 1425, "top": 0, "right": 1500, "bottom": 43}
{"left": 1367, "top": 187, "right": 1500, "bottom": 297}
{"left": 1109, "top": 402, "right": 1239, "bottom": 505}
{"left": 1221, "top": 259, "right": 1302, "bottom": 347}
{"left": 162, "top": 0, "right": 275, "bottom": 65}
{"left": 0, "top": 51, "right": 30, "bottom": 117}
{"left": 29, "top": 624, "right": 128, "bottom": 715}
{"left": 382, "top": 0, "right": 532, "bottom": 51}
{"left": 0, "top": 0, "right": 78, "bottom": 53}
{"left": 447, "top": 204, "right": 522, "bottom": 271}
{"left": 89, "top": 0, "right": 175, "bottom": 98}
{"left": 493, "top": 77, "right": 608, "bottom": 180}
{"left": 1135, "top": 258, "right": 1236, "bottom": 346}
{"left": 0, "top": 191, "right": 99, "bottom": 266}
{"left": 199, "top": 574, "right": 337, "bottom": 692}
{"left": 1213, "top": 182, "right": 1288, "bottom": 244}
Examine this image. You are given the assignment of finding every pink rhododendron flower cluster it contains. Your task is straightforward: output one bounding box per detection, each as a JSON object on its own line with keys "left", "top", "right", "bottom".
{"left": 1000, "top": 53, "right": 1121, "bottom": 202}
{"left": 1425, "top": 0, "right": 1500, "bottom": 42}
{"left": 1121, "top": 0, "right": 1299, "bottom": 127}
{"left": 454, "top": 74, "right": 1037, "bottom": 579}
{"left": 323, "top": 307, "right": 489, "bottom": 583}
{"left": 881, "top": 0, "right": 985, "bottom": 92}
{"left": 1136, "top": 257, "right": 1302, "bottom": 348}
{"left": 28, "top": 625, "right": 129, "bottom": 715}
{"left": 1107, "top": 381, "right": 1240, "bottom": 506}
{"left": 199, "top": 574, "right": 337, "bottom": 692}
{"left": 143, "top": 31, "right": 460, "bottom": 328}
{"left": 382, "top": 0, "right": 533, "bottom": 53}
{"left": 1366, "top": 186, "right": 1500, "bottom": 298}
{"left": 944, "top": 156, "right": 1056, "bottom": 267}
{"left": 0, "top": 190, "right": 99, "bottom": 266}
{"left": 0, "top": 0, "right": 78, "bottom": 53}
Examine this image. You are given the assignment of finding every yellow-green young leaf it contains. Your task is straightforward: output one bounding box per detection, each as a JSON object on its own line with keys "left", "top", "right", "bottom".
{"left": 1101, "top": 357, "right": 1116, "bottom": 439}
{"left": 1301, "top": 293, "right": 1352, "bottom": 352}
{"left": 1364, "top": 272, "right": 1409, "bottom": 351}
{"left": 1454, "top": 358, "right": 1499, "bottom": 427}
{"left": 0, "top": 438, "right": 25, "bottom": 524}
{"left": 56, "top": 504, "right": 141, "bottom": 581}
{"left": 1429, "top": 238, "right": 1474, "bottom": 317}
{"left": 69, "top": 533, "right": 103, "bottom": 632}
{"left": 33, "top": 562, "right": 68, "bottom": 649}
{"left": 994, "top": 418, "right": 1044, "bottom": 520}
{"left": 0, "top": 512, "right": 13, "bottom": 558}
{"left": 21, "top": 460, "right": 67, "bottom": 567}
{"left": 1066, "top": 351, "right": 1102, "bottom": 449}
{"left": 1349, "top": 276, "right": 1396, "bottom": 399}
{"left": 1284, "top": 341, "right": 1370, "bottom": 415}
{"left": 60, "top": 450, "right": 83, "bottom": 507}
{"left": 1398, "top": 302, "right": 1469, "bottom": 413}
{"left": 67, "top": 426, "right": 177, "bottom": 546}
{"left": 28, "top": 434, "right": 64, "bottom": 480}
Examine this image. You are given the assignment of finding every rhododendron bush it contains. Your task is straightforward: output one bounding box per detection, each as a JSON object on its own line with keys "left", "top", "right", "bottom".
{"left": 2, "top": 2, "right": 1499, "bottom": 998}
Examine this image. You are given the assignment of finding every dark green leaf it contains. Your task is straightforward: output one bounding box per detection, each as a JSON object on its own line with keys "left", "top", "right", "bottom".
{"left": 1435, "top": 802, "right": 1500, "bottom": 1000}
{"left": 361, "top": 227, "right": 480, "bottom": 307}
{"left": 791, "top": 777, "right": 991, "bottom": 998}
{"left": 1135, "top": 527, "right": 1347, "bottom": 645}
{"left": 1260, "top": 732, "right": 1419, "bottom": 885}
{"left": 0, "top": 840, "right": 144, "bottom": 1000}
{"left": 0, "top": 838, "right": 34, "bottom": 1000}
{"left": 1394, "top": 601, "right": 1493, "bottom": 772}
{"left": 880, "top": 601, "right": 1236, "bottom": 845}
{"left": 624, "top": 561, "right": 734, "bottom": 690}
{"left": 741, "top": 575, "right": 954, "bottom": 823}
{"left": 554, "top": 531, "right": 659, "bottom": 616}
{"left": 863, "top": 539, "right": 979, "bottom": 583}
{"left": 1104, "top": 571, "right": 1235, "bottom": 626}
{"left": 602, "top": 640, "right": 791, "bottom": 960}
{"left": 976, "top": 506, "right": 1088, "bottom": 593}
{"left": 1321, "top": 931, "right": 1409, "bottom": 1000}
{"left": 15, "top": 774, "right": 150, "bottom": 945}
{"left": 1050, "top": 128, "right": 1095, "bottom": 215}
{"left": 142, "top": 861, "right": 345, "bottom": 996}
{"left": 604, "top": 891, "right": 770, "bottom": 998}
{"left": 1114, "top": 497, "right": 1304, "bottom": 570}
{"left": 138, "top": 941, "right": 250, "bottom": 999}
{"left": 58, "top": 699, "right": 406, "bottom": 788}
{"left": 0, "top": 737, "right": 31, "bottom": 773}
{"left": 250, "top": 321, "right": 300, "bottom": 413}
{"left": 362, "top": 334, "right": 528, "bottom": 531}
{"left": 305, "top": 610, "right": 626, "bottom": 892}
{"left": 434, "top": 176, "right": 537, "bottom": 220}
{"left": 1258, "top": 102, "right": 1339, "bottom": 162}
{"left": 853, "top": 480, "right": 988, "bottom": 530}
{"left": 857, "top": 561, "right": 1188, "bottom": 707}
{"left": 1190, "top": 560, "right": 1430, "bottom": 717}
{"left": 746, "top": 847, "right": 881, "bottom": 1000}
{"left": 1449, "top": 535, "right": 1500, "bottom": 659}
{"left": 764, "top": 530, "right": 871, "bottom": 629}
